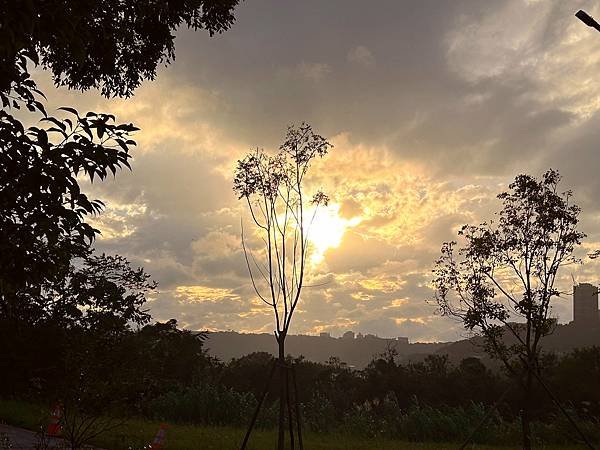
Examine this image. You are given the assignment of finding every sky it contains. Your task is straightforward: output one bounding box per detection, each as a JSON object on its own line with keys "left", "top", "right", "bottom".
{"left": 33, "top": 0, "right": 600, "bottom": 342}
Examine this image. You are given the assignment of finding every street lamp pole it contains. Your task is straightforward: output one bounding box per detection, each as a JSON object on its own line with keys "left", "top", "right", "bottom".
{"left": 576, "top": 10, "right": 600, "bottom": 32}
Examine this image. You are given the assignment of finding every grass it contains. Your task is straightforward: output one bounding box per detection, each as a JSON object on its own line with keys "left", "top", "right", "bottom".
{"left": 0, "top": 398, "right": 587, "bottom": 449}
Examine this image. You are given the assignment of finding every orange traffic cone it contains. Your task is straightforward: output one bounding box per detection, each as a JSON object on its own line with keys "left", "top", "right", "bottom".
{"left": 149, "top": 423, "right": 168, "bottom": 449}
{"left": 46, "top": 403, "right": 62, "bottom": 436}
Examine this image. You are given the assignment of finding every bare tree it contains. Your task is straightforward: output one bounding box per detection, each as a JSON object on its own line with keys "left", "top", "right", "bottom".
{"left": 233, "top": 123, "right": 332, "bottom": 450}
{"left": 432, "top": 170, "right": 585, "bottom": 450}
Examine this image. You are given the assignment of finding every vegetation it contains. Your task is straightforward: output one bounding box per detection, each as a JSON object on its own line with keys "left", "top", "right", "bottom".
{"left": 0, "top": 0, "right": 241, "bottom": 323}
{"left": 0, "top": 3, "right": 598, "bottom": 449}
{"left": 433, "top": 170, "right": 586, "bottom": 449}
{"left": 0, "top": 3, "right": 239, "bottom": 446}
{"left": 2, "top": 317, "right": 599, "bottom": 447}
{"left": 233, "top": 123, "right": 333, "bottom": 448}
{"left": 0, "top": 398, "right": 594, "bottom": 450}
{"left": 0, "top": 0, "right": 240, "bottom": 97}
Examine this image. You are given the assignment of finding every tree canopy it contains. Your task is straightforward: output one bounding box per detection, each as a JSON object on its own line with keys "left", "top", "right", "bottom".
{"left": 233, "top": 123, "right": 332, "bottom": 449}
{"left": 0, "top": 109, "right": 137, "bottom": 319}
{"left": 432, "top": 169, "right": 585, "bottom": 449}
{"left": 0, "top": 0, "right": 240, "bottom": 97}
{"left": 233, "top": 123, "right": 332, "bottom": 344}
{"left": 0, "top": 0, "right": 241, "bottom": 325}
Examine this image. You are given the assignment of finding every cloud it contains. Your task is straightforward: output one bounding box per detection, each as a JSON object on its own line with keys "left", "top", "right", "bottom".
{"left": 175, "top": 285, "right": 240, "bottom": 303}
{"left": 296, "top": 62, "right": 332, "bottom": 81}
{"left": 25, "top": 0, "right": 600, "bottom": 343}
{"left": 347, "top": 45, "right": 375, "bottom": 67}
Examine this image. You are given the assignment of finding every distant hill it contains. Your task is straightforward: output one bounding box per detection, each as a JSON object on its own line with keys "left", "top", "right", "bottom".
{"left": 204, "top": 323, "right": 600, "bottom": 369}
{"left": 205, "top": 331, "right": 450, "bottom": 368}
{"left": 435, "top": 323, "right": 600, "bottom": 363}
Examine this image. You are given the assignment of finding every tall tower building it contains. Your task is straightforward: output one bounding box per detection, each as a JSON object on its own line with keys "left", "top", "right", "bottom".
{"left": 573, "top": 283, "right": 600, "bottom": 327}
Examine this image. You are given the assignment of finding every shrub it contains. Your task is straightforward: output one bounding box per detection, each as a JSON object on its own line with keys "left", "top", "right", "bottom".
{"left": 145, "top": 384, "right": 256, "bottom": 426}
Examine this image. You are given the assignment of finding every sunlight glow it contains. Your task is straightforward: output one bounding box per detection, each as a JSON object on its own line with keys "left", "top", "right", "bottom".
{"left": 306, "top": 203, "right": 361, "bottom": 264}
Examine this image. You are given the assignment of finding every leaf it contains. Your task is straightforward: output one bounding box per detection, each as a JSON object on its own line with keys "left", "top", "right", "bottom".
{"left": 47, "top": 127, "right": 68, "bottom": 138}
{"left": 32, "top": 88, "right": 47, "bottom": 100}
{"left": 115, "top": 139, "right": 128, "bottom": 152}
{"left": 34, "top": 100, "right": 47, "bottom": 117}
{"left": 97, "top": 124, "right": 105, "bottom": 139}
{"left": 81, "top": 122, "right": 93, "bottom": 140}
{"left": 37, "top": 129, "right": 49, "bottom": 148}
{"left": 58, "top": 107, "right": 79, "bottom": 117}
{"left": 41, "top": 117, "right": 66, "bottom": 131}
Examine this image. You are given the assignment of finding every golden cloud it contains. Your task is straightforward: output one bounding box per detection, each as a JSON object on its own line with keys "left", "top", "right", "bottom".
{"left": 175, "top": 285, "right": 240, "bottom": 303}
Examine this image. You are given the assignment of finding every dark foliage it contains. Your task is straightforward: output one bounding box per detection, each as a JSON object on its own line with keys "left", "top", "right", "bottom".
{"left": 148, "top": 345, "right": 600, "bottom": 444}
{"left": 0, "top": 253, "right": 156, "bottom": 397}
{"left": 433, "top": 170, "right": 585, "bottom": 449}
{"left": 128, "top": 319, "right": 214, "bottom": 394}
{"left": 45, "top": 253, "right": 156, "bottom": 330}
{"left": 0, "top": 0, "right": 240, "bottom": 97}
{"left": 0, "top": 0, "right": 240, "bottom": 327}
{"left": 4, "top": 313, "right": 600, "bottom": 446}
{"left": 0, "top": 109, "right": 137, "bottom": 321}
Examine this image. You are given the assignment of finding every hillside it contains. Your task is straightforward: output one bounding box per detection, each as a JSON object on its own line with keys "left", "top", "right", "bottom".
{"left": 204, "top": 323, "right": 600, "bottom": 369}
{"left": 205, "top": 331, "right": 450, "bottom": 368}
{"left": 436, "top": 323, "right": 600, "bottom": 363}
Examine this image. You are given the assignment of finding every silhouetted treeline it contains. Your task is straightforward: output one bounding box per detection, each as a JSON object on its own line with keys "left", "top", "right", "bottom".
{"left": 2, "top": 319, "right": 599, "bottom": 445}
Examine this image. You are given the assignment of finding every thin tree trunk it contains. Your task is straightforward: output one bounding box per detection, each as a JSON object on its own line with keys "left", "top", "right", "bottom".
{"left": 277, "top": 337, "right": 285, "bottom": 450}
{"left": 521, "top": 368, "right": 533, "bottom": 450}
{"left": 292, "top": 365, "right": 304, "bottom": 450}
{"left": 286, "top": 367, "right": 295, "bottom": 450}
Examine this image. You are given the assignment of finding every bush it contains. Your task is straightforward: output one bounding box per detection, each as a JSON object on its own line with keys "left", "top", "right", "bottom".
{"left": 530, "top": 412, "right": 600, "bottom": 446}
{"left": 396, "top": 403, "right": 516, "bottom": 444}
{"left": 303, "top": 395, "right": 523, "bottom": 445}
{"left": 145, "top": 384, "right": 256, "bottom": 427}
{"left": 302, "top": 390, "right": 338, "bottom": 433}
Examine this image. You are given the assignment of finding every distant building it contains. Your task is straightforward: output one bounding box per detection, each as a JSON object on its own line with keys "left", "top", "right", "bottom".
{"left": 319, "top": 332, "right": 331, "bottom": 338}
{"left": 573, "top": 283, "right": 600, "bottom": 328}
{"left": 342, "top": 330, "right": 355, "bottom": 340}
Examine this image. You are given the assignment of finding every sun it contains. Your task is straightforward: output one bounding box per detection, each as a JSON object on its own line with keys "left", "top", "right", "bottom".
{"left": 305, "top": 203, "right": 361, "bottom": 264}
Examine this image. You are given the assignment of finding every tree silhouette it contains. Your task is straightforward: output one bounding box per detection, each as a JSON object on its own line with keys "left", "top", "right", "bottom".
{"left": 0, "top": 0, "right": 240, "bottom": 324}
{"left": 234, "top": 123, "right": 332, "bottom": 450}
{"left": 52, "top": 254, "right": 157, "bottom": 449}
{"left": 433, "top": 169, "right": 585, "bottom": 449}
{"left": 0, "top": 107, "right": 138, "bottom": 322}
{"left": 0, "top": 250, "right": 158, "bottom": 421}
{"left": 45, "top": 253, "right": 156, "bottom": 330}
{"left": 0, "top": 0, "right": 240, "bottom": 97}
